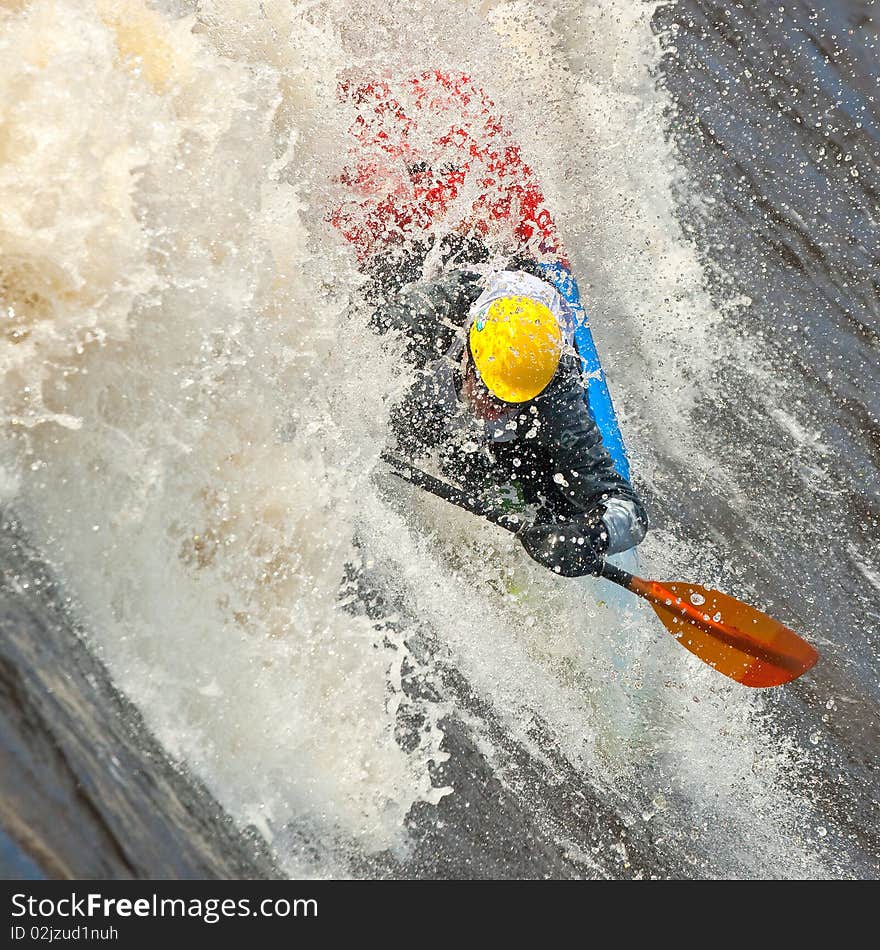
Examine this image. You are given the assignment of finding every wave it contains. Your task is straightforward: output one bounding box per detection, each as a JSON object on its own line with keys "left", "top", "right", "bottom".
{"left": 0, "top": 0, "right": 843, "bottom": 877}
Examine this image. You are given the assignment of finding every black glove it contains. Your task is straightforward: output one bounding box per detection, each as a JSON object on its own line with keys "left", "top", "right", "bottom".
{"left": 518, "top": 513, "right": 609, "bottom": 577}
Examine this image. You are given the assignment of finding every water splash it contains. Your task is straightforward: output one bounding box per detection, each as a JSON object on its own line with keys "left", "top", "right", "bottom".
{"left": 0, "top": 0, "right": 829, "bottom": 876}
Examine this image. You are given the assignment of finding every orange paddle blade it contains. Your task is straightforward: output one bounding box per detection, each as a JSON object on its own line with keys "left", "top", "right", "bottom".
{"left": 629, "top": 577, "right": 819, "bottom": 687}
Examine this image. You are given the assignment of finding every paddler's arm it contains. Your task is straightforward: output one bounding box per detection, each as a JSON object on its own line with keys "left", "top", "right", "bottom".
{"left": 529, "top": 356, "right": 648, "bottom": 558}
{"left": 368, "top": 269, "right": 482, "bottom": 458}
{"left": 368, "top": 269, "right": 482, "bottom": 369}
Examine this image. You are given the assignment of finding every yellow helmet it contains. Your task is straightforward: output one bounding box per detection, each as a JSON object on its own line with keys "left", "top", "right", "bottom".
{"left": 468, "top": 296, "right": 563, "bottom": 403}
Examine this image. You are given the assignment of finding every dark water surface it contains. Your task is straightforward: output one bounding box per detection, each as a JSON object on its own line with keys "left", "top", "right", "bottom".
{"left": 654, "top": 0, "right": 879, "bottom": 875}
{"left": 0, "top": 516, "right": 280, "bottom": 879}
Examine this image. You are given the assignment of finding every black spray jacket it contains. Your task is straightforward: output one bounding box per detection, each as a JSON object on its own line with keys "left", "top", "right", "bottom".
{"left": 371, "top": 266, "right": 648, "bottom": 554}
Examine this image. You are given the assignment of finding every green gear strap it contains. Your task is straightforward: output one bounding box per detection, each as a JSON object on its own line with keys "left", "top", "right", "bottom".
{"left": 481, "top": 479, "right": 527, "bottom": 515}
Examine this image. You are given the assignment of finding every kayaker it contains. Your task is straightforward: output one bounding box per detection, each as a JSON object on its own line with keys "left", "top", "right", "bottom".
{"left": 371, "top": 255, "right": 648, "bottom": 577}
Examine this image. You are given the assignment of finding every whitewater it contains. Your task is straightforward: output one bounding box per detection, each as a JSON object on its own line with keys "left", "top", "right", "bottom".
{"left": 1, "top": 0, "right": 877, "bottom": 878}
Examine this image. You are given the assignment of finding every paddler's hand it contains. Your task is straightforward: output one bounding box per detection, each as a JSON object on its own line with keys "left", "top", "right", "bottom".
{"left": 518, "top": 515, "right": 609, "bottom": 577}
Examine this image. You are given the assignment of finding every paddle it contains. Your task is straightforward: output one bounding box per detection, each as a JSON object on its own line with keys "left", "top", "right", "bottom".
{"left": 381, "top": 453, "right": 819, "bottom": 688}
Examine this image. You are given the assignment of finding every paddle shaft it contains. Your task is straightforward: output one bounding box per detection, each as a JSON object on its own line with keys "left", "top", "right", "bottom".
{"left": 381, "top": 454, "right": 809, "bottom": 673}
{"left": 380, "top": 452, "right": 628, "bottom": 586}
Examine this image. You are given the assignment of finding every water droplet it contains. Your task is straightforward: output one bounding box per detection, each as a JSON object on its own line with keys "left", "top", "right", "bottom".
{"left": 689, "top": 592, "right": 705, "bottom": 606}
